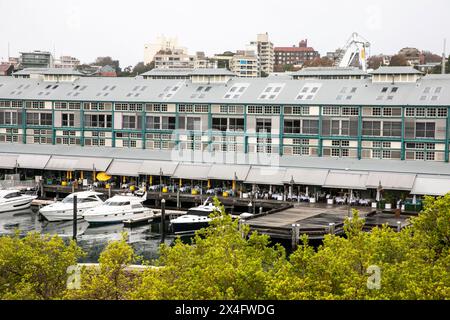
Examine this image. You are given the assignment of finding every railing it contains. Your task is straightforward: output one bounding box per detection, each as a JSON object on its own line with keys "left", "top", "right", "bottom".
{"left": 0, "top": 179, "right": 37, "bottom": 190}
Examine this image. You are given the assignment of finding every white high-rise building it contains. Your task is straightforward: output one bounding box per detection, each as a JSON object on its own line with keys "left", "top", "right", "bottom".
{"left": 248, "top": 33, "right": 274, "bottom": 76}
{"left": 144, "top": 36, "right": 187, "bottom": 65}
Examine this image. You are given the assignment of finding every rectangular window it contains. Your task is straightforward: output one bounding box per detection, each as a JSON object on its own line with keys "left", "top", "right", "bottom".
{"left": 161, "top": 116, "right": 176, "bottom": 130}
{"left": 61, "top": 113, "right": 74, "bottom": 127}
{"left": 302, "top": 119, "right": 319, "bottom": 135}
{"left": 122, "top": 115, "right": 136, "bottom": 129}
{"left": 416, "top": 122, "right": 435, "bottom": 138}
{"left": 362, "top": 121, "right": 381, "bottom": 136}
{"left": 382, "top": 121, "right": 401, "bottom": 137}
{"left": 284, "top": 119, "right": 301, "bottom": 134}
{"left": 256, "top": 119, "right": 271, "bottom": 133}
{"left": 212, "top": 118, "right": 228, "bottom": 131}
{"left": 229, "top": 118, "right": 244, "bottom": 131}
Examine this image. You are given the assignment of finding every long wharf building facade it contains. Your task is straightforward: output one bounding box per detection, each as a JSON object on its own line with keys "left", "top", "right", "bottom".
{"left": 0, "top": 67, "right": 449, "bottom": 164}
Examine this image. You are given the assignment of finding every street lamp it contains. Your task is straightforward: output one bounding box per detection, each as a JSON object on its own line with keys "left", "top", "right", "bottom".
{"left": 159, "top": 167, "right": 163, "bottom": 199}
{"left": 289, "top": 175, "right": 294, "bottom": 200}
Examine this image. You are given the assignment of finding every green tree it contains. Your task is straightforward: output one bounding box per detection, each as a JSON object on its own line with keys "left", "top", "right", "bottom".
{"left": 389, "top": 54, "right": 408, "bottom": 66}
{"left": 65, "top": 234, "right": 141, "bottom": 300}
{"left": 0, "top": 232, "right": 83, "bottom": 300}
{"left": 131, "top": 198, "right": 286, "bottom": 300}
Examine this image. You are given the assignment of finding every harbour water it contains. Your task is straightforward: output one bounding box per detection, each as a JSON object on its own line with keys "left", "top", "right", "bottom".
{"left": 0, "top": 208, "right": 175, "bottom": 263}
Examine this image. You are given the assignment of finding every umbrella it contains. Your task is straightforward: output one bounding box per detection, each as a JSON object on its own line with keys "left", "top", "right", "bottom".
{"left": 376, "top": 181, "right": 383, "bottom": 202}
{"left": 96, "top": 172, "right": 112, "bottom": 182}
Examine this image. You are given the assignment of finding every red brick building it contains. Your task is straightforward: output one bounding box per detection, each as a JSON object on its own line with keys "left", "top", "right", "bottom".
{"left": 274, "top": 39, "right": 320, "bottom": 70}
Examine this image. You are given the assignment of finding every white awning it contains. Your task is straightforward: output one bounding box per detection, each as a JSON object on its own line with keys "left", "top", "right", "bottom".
{"left": 17, "top": 154, "right": 50, "bottom": 170}
{"left": 172, "top": 163, "right": 212, "bottom": 180}
{"left": 45, "top": 156, "right": 80, "bottom": 171}
{"left": 366, "top": 172, "right": 416, "bottom": 190}
{"left": 207, "top": 164, "right": 251, "bottom": 181}
{"left": 106, "top": 159, "right": 143, "bottom": 177}
{"left": 411, "top": 175, "right": 450, "bottom": 196}
{"left": 0, "top": 154, "right": 18, "bottom": 169}
{"left": 138, "top": 160, "right": 179, "bottom": 176}
{"left": 282, "top": 168, "right": 329, "bottom": 185}
{"left": 324, "top": 170, "right": 369, "bottom": 190}
{"left": 245, "top": 166, "right": 287, "bottom": 185}
{"left": 75, "top": 157, "right": 112, "bottom": 172}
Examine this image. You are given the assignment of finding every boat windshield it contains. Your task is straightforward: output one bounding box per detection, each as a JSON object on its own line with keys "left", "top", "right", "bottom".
{"left": 62, "top": 196, "right": 98, "bottom": 204}
{"left": 105, "top": 201, "right": 130, "bottom": 206}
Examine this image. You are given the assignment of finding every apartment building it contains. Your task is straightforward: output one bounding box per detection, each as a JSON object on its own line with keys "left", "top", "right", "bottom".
{"left": 54, "top": 56, "right": 80, "bottom": 69}
{"left": 248, "top": 33, "right": 274, "bottom": 75}
{"left": 19, "top": 51, "right": 54, "bottom": 68}
{"left": 230, "top": 50, "right": 259, "bottom": 78}
{"left": 275, "top": 39, "right": 320, "bottom": 68}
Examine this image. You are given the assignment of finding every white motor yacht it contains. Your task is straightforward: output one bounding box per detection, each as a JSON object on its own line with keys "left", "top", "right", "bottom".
{"left": 170, "top": 198, "right": 219, "bottom": 233}
{"left": 39, "top": 191, "right": 104, "bottom": 222}
{"left": 0, "top": 190, "right": 37, "bottom": 213}
{"left": 82, "top": 193, "right": 153, "bottom": 225}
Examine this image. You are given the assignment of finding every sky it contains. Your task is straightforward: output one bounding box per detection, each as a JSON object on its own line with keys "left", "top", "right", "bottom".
{"left": 1, "top": 0, "right": 449, "bottom": 67}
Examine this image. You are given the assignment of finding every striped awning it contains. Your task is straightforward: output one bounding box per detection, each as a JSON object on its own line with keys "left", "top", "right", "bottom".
{"left": 366, "top": 172, "right": 416, "bottom": 191}
{"left": 282, "top": 168, "right": 329, "bottom": 186}
{"left": 138, "top": 160, "right": 179, "bottom": 176}
{"left": 324, "top": 170, "right": 369, "bottom": 190}
{"left": 172, "top": 163, "right": 212, "bottom": 180}
{"left": 207, "top": 164, "right": 251, "bottom": 181}
{"left": 245, "top": 166, "right": 286, "bottom": 185}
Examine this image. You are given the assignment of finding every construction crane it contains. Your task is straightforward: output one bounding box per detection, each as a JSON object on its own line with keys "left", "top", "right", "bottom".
{"left": 335, "top": 32, "right": 370, "bottom": 72}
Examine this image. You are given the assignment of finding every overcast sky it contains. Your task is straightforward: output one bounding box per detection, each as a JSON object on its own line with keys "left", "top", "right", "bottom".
{"left": 1, "top": 0, "right": 449, "bottom": 67}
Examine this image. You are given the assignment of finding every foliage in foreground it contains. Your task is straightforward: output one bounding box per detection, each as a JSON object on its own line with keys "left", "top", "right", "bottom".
{"left": 0, "top": 195, "right": 449, "bottom": 300}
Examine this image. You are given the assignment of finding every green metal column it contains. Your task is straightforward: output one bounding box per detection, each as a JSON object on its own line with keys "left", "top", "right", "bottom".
{"left": 318, "top": 105, "right": 323, "bottom": 157}
{"left": 21, "top": 101, "right": 26, "bottom": 144}
{"left": 174, "top": 104, "right": 180, "bottom": 150}
{"left": 141, "top": 108, "right": 146, "bottom": 149}
{"left": 111, "top": 102, "right": 116, "bottom": 147}
{"left": 244, "top": 104, "right": 248, "bottom": 153}
{"left": 207, "top": 104, "right": 212, "bottom": 152}
{"left": 279, "top": 105, "right": 284, "bottom": 156}
{"left": 357, "top": 106, "right": 362, "bottom": 159}
{"left": 400, "top": 107, "right": 405, "bottom": 160}
{"left": 80, "top": 104, "right": 85, "bottom": 146}
{"left": 52, "top": 101, "right": 56, "bottom": 145}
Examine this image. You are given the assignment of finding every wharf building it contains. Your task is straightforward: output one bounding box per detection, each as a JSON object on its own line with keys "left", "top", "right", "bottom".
{"left": 0, "top": 66, "right": 449, "bottom": 198}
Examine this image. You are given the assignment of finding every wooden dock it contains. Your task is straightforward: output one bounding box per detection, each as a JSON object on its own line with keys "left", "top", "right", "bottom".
{"left": 243, "top": 203, "right": 412, "bottom": 241}
{"left": 123, "top": 209, "right": 186, "bottom": 227}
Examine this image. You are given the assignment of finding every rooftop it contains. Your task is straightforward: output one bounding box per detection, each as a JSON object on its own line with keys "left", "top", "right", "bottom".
{"left": 371, "top": 66, "right": 423, "bottom": 75}
{"left": 291, "top": 67, "right": 368, "bottom": 77}
{"left": 13, "top": 68, "right": 83, "bottom": 76}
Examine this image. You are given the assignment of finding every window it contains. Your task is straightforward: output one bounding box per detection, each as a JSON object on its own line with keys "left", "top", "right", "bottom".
{"left": 416, "top": 122, "right": 435, "bottom": 138}
{"left": 416, "top": 108, "right": 426, "bottom": 117}
{"left": 302, "top": 119, "right": 319, "bottom": 135}
{"left": 229, "top": 118, "right": 244, "bottom": 131}
{"left": 184, "top": 117, "right": 201, "bottom": 131}
{"left": 85, "top": 114, "right": 112, "bottom": 128}
{"left": 297, "top": 83, "right": 321, "bottom": 100}
{"left": 161, "top": 117, "right": 176, "bottom": 130}
{"left": 437, "top": 108, "right": 447, "bottom": 117}
{"left": 212, "top": 118, "right": 228, "bottom": 131}
{"left": 405, "top": 108, "right": 415, "bottom": 117}
{"left": 362, "top": 121, "right": 381, "bottom": 136}
{"left": 256, "top": 119, "right": 271, "bottom": 134}
{"left": 146, "top": 116, "right": 161, "bottom": 130}
{"left": 61, "top": 113, "right": 74, "bottom": 127}
{"left": 382, "top": 121, "right": 401, "bottom": 137}
{"left": 284, "top": 119, "right": 301, "bottom": 134}
{"left": 323, "top": 106, "right": 340, "bottom": 115}
{"left": 122, "top": 115, "right": 138, "bottom": 129}
{"left": 342, "top": 107, "right": 359, "bottom": 116}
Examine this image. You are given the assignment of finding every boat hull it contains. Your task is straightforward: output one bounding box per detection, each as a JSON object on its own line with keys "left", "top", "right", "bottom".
{"left": 83, "top": 210, "right": 153, "bottom": 225}
{"left": 0, "top": 196, "right": 36, "bottom": 213}
{"left": 171, "top": 221, "right": 210, "bottom": 233}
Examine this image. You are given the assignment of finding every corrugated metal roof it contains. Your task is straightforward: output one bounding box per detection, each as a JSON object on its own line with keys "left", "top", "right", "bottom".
{"left": 291, "top": 67, "right": 368, "bottom": 76}
{"left": 411, "top": 175, "right": 450, "bottom": 196}
{"left": 371, "top": 66, "right": 422, "bottom": 75}
{"left": 1, "top": 73, "right": 450, "bottom": 105}
{"left": 13, "top": 68, "right": 83, "bottom": 76}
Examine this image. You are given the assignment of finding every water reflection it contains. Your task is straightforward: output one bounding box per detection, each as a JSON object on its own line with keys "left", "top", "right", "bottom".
{"left": 0, "top": 208, "right": 174, "bottom": 263}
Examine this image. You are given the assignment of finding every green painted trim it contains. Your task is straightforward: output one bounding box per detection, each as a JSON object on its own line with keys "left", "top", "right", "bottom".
{"left": 401, "top": 107, "right": 405, "bottom": 160}
{"left": 318, "top": 105, "right": 323, "bottom": 157}
{"left": 357, "top": 106, "right": 363, "bottom": 159}
{"left": 279, "top": 106, "right": 284, "bottom": 156}
{"left": 446, "top": 106, "right": 450, "bottom": 163}
{"left": 243, "top": 104, "right": 248, "bottom": 153}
